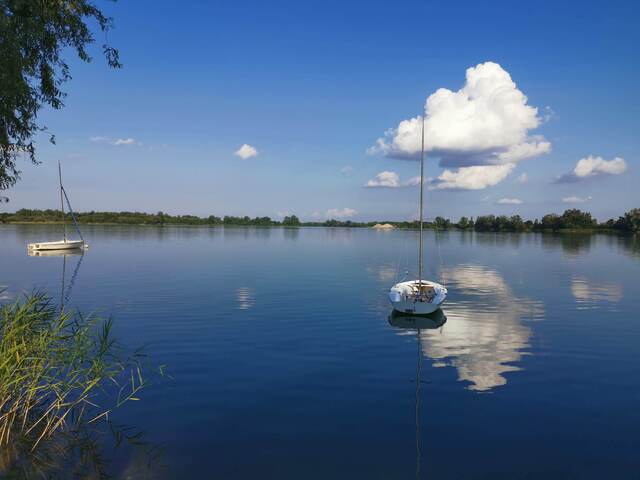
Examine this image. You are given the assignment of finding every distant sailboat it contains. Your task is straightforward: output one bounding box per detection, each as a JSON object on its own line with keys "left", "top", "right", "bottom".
{"left": 388, "top": 112, "right": 447, "bottom": 314}
{"left": 28, "top": 162, "right": 86, "bottom": 251}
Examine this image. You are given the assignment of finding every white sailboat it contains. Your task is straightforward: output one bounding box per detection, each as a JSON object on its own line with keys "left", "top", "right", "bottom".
{"left": 28, "top": 162, "right": 86, "bottom": 251}
{"left": 388, "top": 112, "right": 447, "bottom": 315}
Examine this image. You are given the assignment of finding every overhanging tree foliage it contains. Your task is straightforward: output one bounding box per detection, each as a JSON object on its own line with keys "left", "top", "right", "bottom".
{"left": 0, "top": 0, "right": 120, "bottom": 199}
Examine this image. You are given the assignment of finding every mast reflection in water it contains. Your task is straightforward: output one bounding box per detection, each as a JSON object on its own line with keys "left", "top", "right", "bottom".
{"left": 388, "top": 308, "right": 446, "bottom": 480}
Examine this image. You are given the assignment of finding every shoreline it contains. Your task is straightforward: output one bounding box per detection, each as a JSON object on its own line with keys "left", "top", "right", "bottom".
{"left": 0, "top": 221, "right": 633, "bottom": 235}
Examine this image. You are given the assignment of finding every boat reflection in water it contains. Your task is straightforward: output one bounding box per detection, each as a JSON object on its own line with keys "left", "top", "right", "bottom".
{"left": 388, "top": 308, "right": 446, "bottom": 480}
{"left": 388, "top": 308, "right": 447, "bottom": 330}
{"left": 27, "top": 247, "right": 84, "bottom": 257}
{"left": 27, "top": 247, "right": 85, "bottom": 310}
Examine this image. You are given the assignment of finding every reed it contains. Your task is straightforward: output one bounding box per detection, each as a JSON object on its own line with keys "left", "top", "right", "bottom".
{"left": 0, "top": 292, "right": 146, "bottom": 454}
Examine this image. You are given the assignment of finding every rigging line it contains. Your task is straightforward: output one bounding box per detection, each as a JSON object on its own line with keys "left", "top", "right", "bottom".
{"left": 58, "top": 161, "right": 66, "bottom": 242}
{"left": 404, "top": 228, "right": 411, "bottom": 281}
{"left": 61, "top": 186, "right": 84, "bottom": 241}
{"left": 394, "top": 230, "right": 402, "bottom": 283}
{"left": 395, "top": 228, "right": 410, "bottom": 283}
{"left": 434, "top": 222, "right": 446, "bottom": 287}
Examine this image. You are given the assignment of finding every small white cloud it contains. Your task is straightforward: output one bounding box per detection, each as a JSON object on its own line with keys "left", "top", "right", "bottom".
{"left": 516, "top": 173, "right": 528, "bottom": 184}
{"left": 430, "top": 164, "right": 515, "bottom": 190}
{"left": 365, "top": 171, "right": 428, "bottom": 188}
{"left": 574, "top": 156, "right": 626, "bottom": 177}
{"left": 405, "top": 176, "right": 423, "bottom": 186}
{"left": 497, "top": 198, "right": 523, "bottom": 205}
{"left": 556, "top": 155, "right": 627, "bottom": 183}
{"left": 90, "top": 136, "right": 141, "bottom": 146}
{"left": 365, "top": 171, "right": 401, "bottom": 188}
{"left": 541, "top": 106, "right": 555, "bottom": 123}
{"left": 562, "top": 195, "right": 592, "bottom": 204}
{"left": 326, "top": 207, "right": 357, "bottom": 219}
{"left": 113, "top": 138, "right": 137, "bottom": 146}
{"left": 234, "top": 144, "right": 258, "bottom": 159}
{"left": 340, "top": 165, "right": 353, "bottom": 174}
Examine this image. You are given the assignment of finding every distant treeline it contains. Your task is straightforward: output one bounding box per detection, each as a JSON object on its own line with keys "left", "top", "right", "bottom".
{"left": 1, "top": 208, "right": 639, "bottom": 233}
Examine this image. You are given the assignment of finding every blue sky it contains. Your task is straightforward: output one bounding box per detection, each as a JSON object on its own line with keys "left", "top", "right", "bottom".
{"left": 4, "top": 0, "right": 639, "bottom": 221}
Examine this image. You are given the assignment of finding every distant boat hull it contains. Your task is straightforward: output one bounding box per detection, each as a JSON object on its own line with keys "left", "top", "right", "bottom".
{"left": 388, "top": 280, "right": 447, "bottom": 315}
{"left": 28, "top": 239, "right": 85, "bottom": 251}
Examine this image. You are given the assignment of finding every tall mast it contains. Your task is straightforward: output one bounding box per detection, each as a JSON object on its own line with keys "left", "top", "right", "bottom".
{"left": 58, "top": 161, "right": 66, "bottom": 242}
{"left": 418, "top": 112, "right": 425, "bottom": 286}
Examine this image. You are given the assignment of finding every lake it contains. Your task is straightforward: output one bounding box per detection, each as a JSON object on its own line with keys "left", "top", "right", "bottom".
{"left": 1, "top": 224, "right": 639, "bottom": 479}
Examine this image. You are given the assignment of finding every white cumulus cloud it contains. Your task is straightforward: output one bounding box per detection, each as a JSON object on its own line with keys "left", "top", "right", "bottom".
{"left": 365, "top": 171, "right": 401, "bottom": 188}
{"left": 234, "top": 144, "right": 258, "bottom": 159}
{"left": 516, "top": 173, "right": 528, "bottom": 184}
{"left": 562, "top": 195, "right": 592, "bottom": 203}
{"left": 326, "top": 208, "right": 357, "bottom": 219}
{"left": 370, "top": 62, "right": 550, "bottom": 167}
{"left": 369, "top": 62, "right": 550, "bottom": 190}
{"left": 497, "top": 197, "right": 523, "bottom": 205}
{"left": 556, "top": 155, "right": 627, "bottom": 183}
{"left": 430, "top": 164, "right": 515, "bottom": 190}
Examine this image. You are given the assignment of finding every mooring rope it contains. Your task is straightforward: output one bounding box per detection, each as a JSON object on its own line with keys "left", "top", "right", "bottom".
{"left": 434, "top": 223, "right": 446, "bottom": 287}
{"left": 395, "top": 228, "right": 411, "bottom": 283}
{"left": 61, "top": 186, "right": 84, "bottom": 241}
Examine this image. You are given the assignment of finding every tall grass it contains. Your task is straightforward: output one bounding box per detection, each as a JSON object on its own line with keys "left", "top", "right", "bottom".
{"left": 0, "top": 292, "right": 146, "bottom": 458}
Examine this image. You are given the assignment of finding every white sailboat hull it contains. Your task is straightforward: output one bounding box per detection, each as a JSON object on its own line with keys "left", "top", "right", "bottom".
{"left": 389, "top": 280, "right": 447, "bottom": 315}
{"left": 28, "top": 239, "right": 85, "bottom": 251}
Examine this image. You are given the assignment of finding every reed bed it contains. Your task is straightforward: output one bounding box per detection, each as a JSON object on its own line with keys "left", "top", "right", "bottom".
{"left": 0, "top": 292, "right": 146, "bottom": 457}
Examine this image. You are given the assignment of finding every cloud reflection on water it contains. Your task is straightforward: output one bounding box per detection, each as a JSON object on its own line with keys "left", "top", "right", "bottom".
{"left": 236, "top": 287, "right": 255, "bottom": 310}
{"left": 571, "top": 277, "right": 623, "bottom": 307}
{"left": 366, "top": 264, "right": 399, "bottom": 282}
{"left": 417, "top": 265, "right": 544, "bottom": 392}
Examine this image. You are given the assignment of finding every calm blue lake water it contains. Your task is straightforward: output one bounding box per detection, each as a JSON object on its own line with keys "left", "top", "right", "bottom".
{"left": 1, "top": 224, "right": 640, "bottom": 478}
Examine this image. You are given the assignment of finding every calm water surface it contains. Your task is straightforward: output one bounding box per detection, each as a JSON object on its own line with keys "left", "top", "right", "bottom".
{"left": 1, "top": 225, "right": 640, "bottom": 479}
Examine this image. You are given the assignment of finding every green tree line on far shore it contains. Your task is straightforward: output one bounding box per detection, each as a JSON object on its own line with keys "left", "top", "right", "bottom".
{"left": 1, "top": 208, "right": 639, "bottom": 233}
